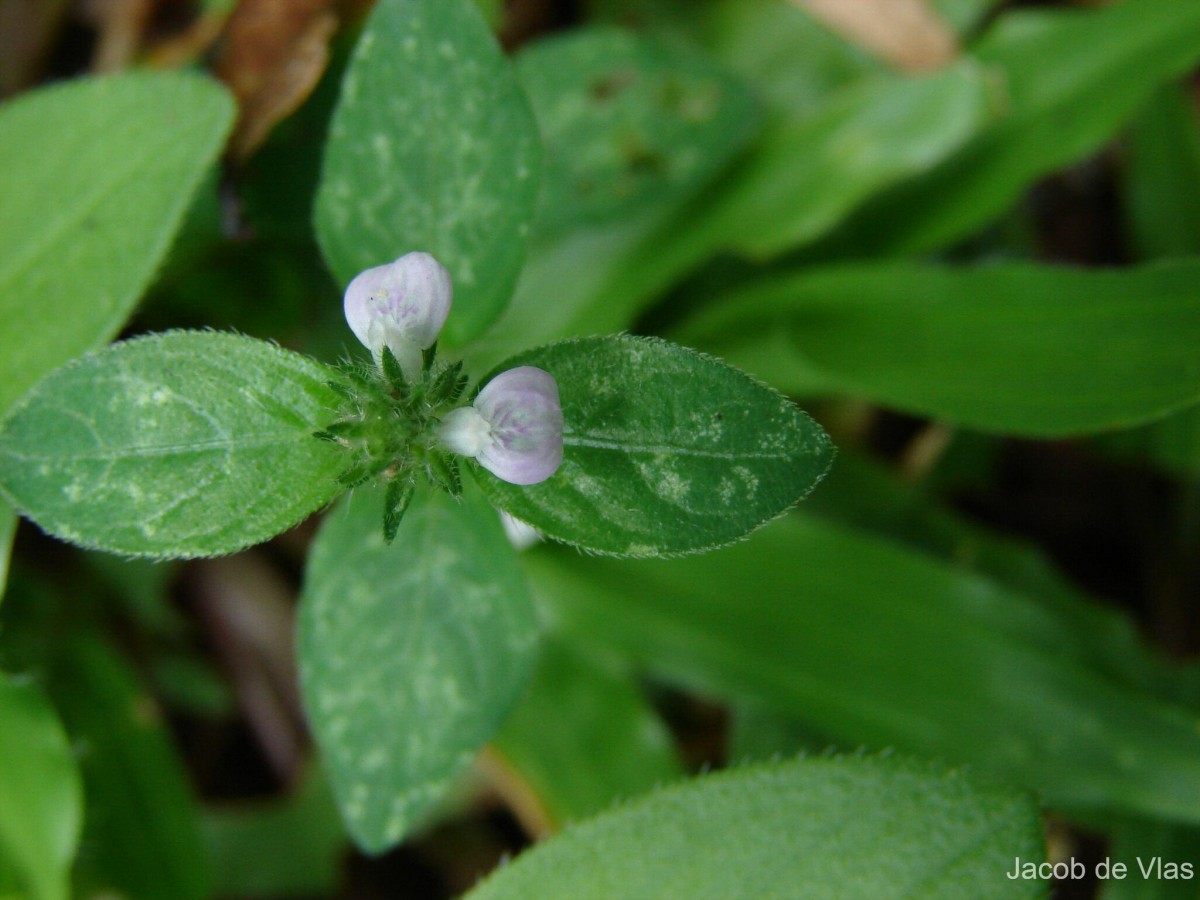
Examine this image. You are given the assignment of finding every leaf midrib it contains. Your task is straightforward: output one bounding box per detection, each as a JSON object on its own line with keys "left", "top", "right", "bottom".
{"left": 0, "top": 432, "right": 308, "bottom": 463}
{"left": 564, "top": 431, "right": 797, "bottom": 461}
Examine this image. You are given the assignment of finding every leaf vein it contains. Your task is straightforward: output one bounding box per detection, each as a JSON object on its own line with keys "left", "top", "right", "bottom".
{"left": 564, "top": 433, "right": 791, "bottom": 461}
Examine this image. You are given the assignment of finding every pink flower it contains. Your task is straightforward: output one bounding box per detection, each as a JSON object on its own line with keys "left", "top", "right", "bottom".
{"left": 438, "top": 367, "right": 563, "bottom": 485}
{"left": 343, "top": 252, "right": 451, "bottom": 378}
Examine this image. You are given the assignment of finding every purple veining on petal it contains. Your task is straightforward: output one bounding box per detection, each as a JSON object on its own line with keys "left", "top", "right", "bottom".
{"left": 343, "top": 251, "right": 452, "bottom": 355}
{"left": 474, "top": 366, "right": 563, "bottom": 485}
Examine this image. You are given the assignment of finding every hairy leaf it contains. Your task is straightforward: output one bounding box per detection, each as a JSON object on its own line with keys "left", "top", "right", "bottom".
{"left": 466, "top": 755, "right": 1043, "bottom": 900}
{"left": 299, "top": 486, "right": 538, "bottom": 853}
{"left": 473, "top": 335, "right": 834, "bottom": 557}
{"left": 314, "top": 0, "right": 540, "bottom": 345}
{"left": 0, "top": 331, "right": 348, "bottom": 557}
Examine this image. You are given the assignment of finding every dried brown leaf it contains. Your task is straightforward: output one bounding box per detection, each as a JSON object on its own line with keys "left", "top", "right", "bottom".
{"left": 145, "top": 12, "right": 231, "bottom": 71}
{"left": 214, "top": 0, "right": 339, "bottom": 161}
{"left": 0, "top": 0, "right": 70, "bottom": 95}
{"left": 89, "top": 0, "right": 154, "bottom": 73}
{"left": 793, "top": 0, "right": 959, "bottom": 72}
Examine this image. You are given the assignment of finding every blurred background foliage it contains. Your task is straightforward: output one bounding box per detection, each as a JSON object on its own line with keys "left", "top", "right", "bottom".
{"left": 3, "top": 0, "right": 1200, "bottom": 896}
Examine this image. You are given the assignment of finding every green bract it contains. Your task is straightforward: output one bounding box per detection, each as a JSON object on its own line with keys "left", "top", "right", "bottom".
{"left": 474, "top": 335, "right": 834, "bottom": 557}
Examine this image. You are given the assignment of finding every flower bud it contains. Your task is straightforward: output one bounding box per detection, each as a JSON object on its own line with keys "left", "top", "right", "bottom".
{"left": 437, "top": 366, "right": 563, "bottom": 485}
{"left": 343, "top": 251, "right": 452, "bottom": 378}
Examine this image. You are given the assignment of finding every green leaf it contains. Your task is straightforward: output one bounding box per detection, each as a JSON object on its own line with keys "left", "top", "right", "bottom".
{"left": 0, "top": 674, "right": 82, "bottom": 900}
{"left": 0, "top": 71, "right": 234, "bottom": 416}
{"left": 802, "top": 453, "right": 1190, "bottom": 701}
{"left": 466, "top": 26, "right": 760, "bottom": 370}
{"left": 470, "top": 59, "right": 994, "bottom": 375}
{"left": 1097, "top": 401, "right": 1200, "bottom": 480}
{"left": 298, "top": 485, "right": 538, "bottom": 853}
{"left": 472, "top": 0, "right": 502, "bottom": 29}
{"left": 523, "top": 515, "right": 1200, "bottom": 824}
{"left": 1101, "top": 818, "right": 1200, "bottom": 900}
{"left": 49, "top": 637, "right": 210, "bottom": 900}
{"left": 204, "top": 768, "right": 346, "bottom": 899}
{"left": 465, "top": 216, "right": 671, "bottom": 373}
{"left": 822, "top": 0, "right": 1200, "bottom": 257}
{"left": 727, "top": 451, "right": 1200, "bottom": 766}
{"left": 729, "top": 701, "right": 835, "bottom": 764}
{"left": 314, "top": 0, "right": 540, "bottom": 346}
{"left": 473, "top": 335, "right": 834, "bottom": 557}
{"left": 0, "top": 576, "right": 209, "bottom": 900}
{"left": 676, "top": 261, "right": 1200, "bottom": 436}
{"left": 465, "top": 755, "right": 1044, "bottom": 900}
{"left": 1124, "top": 83, "right": 1200, "bottom": 261}
{"left": 515, "top": 27, "right": 758, "bottom": 236}
{"left": 689, "top": 59, "right": 997, "bottom": 259}
{"left": 0, "top": 331, "right": 349, "bottom": 558}
{"left": 1090, "top": 87, "right": 1200, "bottom": 475}
{"left": 679, "top": 0, "right": 881, "bottom": 117}
{"left": 586, "top": 0, "right": 882, "bottom": 119}
{"left": 84, "top": 555, "right": 184, "bottom": 639}
{"left": 492, "top": 639, "right": 684, "bottom": 828}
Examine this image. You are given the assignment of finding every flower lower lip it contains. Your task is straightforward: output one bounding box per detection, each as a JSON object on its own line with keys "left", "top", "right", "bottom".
{"left": 438, "top": 366, "right": 563, "bottom": 485}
